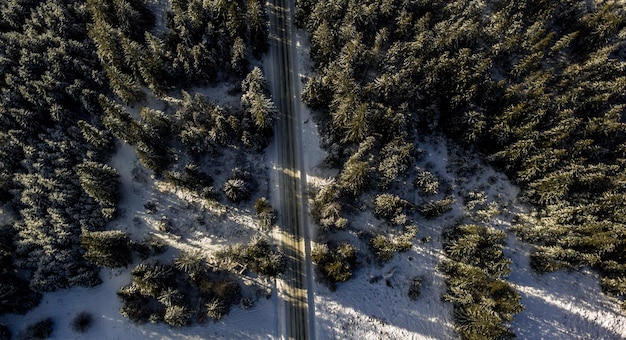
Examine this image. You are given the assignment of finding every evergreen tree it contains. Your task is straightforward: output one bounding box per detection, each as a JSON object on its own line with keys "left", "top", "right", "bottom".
{"left": 80, "top": 229, "right": 131, "bottom": 268}
{"left": 76, "top": 160, "right": 120, "bottom": 209}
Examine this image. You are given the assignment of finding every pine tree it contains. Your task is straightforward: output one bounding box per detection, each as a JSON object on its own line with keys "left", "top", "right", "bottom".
{"left": 164, "top": 305, "right": 191, "bottom": 327}
{"left": 76, "top": 160, "right": 120, "bottom": 208}
{"left": 80, "top": 229, "right": 131, "bottom": 268}
{"left": 77, "top": 120, "right": 114, "bottom": 151}
{"left": 205, "top": 298, "right": 227, "bottom": 320}
{"left": 174, "top": 250, "right": 205, "bottom": 280}
{"left": 246, "top": 0, "right": 268, "bottom": 57}
{"left": 231, "top": 36, "right": 248, "bottom": 75}
{"left": 99, "top": 95, "right": 141, "bottom": 144}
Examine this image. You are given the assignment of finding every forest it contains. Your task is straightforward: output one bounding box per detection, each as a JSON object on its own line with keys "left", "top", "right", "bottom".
{"left": 0, "top": 0, "right": 624, "bottom": 338}
{"left": 297, "top": 0, "right": 625, "bottom": 338}
{"left": 0, "top": 0, "right": 279, "bottom": 335}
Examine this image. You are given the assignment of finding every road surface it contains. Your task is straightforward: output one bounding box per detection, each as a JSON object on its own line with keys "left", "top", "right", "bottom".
{"left": 267, "top": 0, "right": 314, "bottom": 339}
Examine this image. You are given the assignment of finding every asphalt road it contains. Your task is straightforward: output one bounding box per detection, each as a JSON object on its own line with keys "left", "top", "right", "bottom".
{"left": 267, "top": 0, "right": 314, "bottom": 339}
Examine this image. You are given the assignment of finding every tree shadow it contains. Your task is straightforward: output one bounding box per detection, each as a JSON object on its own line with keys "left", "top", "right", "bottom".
{"left": 505, "top": 236, "right": 626, "bottom": 339}
{"left": 312, "top": 216, "right": 458, "bottom": 339}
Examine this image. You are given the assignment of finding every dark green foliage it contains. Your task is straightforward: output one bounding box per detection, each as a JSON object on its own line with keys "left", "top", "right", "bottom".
{"left": 240, "top": 67, "right": 276, "bottom": 150}
{"left": 80, "top": 230, "right": 132, "bottom": 268}
{"left": 118, "top": 259, "right": 243, "bottom": 326}
{"left": 117, "top": 283, "right": 163, "bottom": 323}
{"left": 223, "top": 168, "right": 256, "bottom": 203}
{"left": 77, "top": 120, "right": 115, "bottom": 152}
{"left": 369, "top": 226, "right": 417, "bottom": 262}
{"left": 160, "top": 0, "right": 245, "bottom": 83}
{"left": 311, "top": 242, "right": 358, "bottom": 289}
{"left": 231, "top": 37, "right": 248, "bottom": 76}
{"left": 299, "top": 0, "right": 626, "bottom": 308}
{"left": 414, "top": 168, "right": 440, "bottom": 196}
{"left": 370, "top": 235, "right": 394, "bottom": 262}
{"left": 0, "top": 0, "right": 109, "bottom": 297}
{"left": 118, "top": 261, "right": 182, "bottom": 324}
{"left": 140, "top": 107, "right": 172, "bottom": 142}
{"left": 205, "top": 298, "right": 228, "bottom": 321}
{"left": 71, "top": 311, "right": 93, "bottom": 333}
{"left": 373, "top": 193, "right": 407, "bottom": 224}
{"left": 338, "top": 138, "right": 374, "bottom": 196}
{"left": 77, "top": 160, "right": 120, "bottom": 210}
{"left": 131, "top": 262, "right": 175, "bottom": 296}
{"left": 135, "top": 107, "right": 174, "bottom": 174}
{"left": 254, "top": 197, "right": 276, "bottom": 229}
{"left": 378, "top": 137, "right": 413, "bottom": 188}
{"left": 176, "top": 92, "right": 232, "bottom": 155}
{"left": 602, "top": 277, "right": 626, "bottom": 297}
{"left": 174, "top": 250, "right": 205, "bottom": 280}
{"left": 419, "top": 196, "right": 456, "bottom": 219}
{"left": 85, "top": 0, "right": 270, "bottom": 88}
{"left": 165, "top": 164, "right": 215, "bottom": 196}
{"left": 223, "top": 178, "right": 250, "bottom": 203}
{"left": 99, "top": 95, "right": 142, "bottom": 144}
{"left": 442, "top": 225, "right": 522, "bottom": 340}
{"left": 22, "top": 318, "right": 54, "bottom": 339}
{"left": 0, "top": 277, "right": 42, "bottom": 315}
{"left": 311, "top": 181, "right": 348, "bottom": 231}
{"left": 164, "top": 305, "right": 191, "bottom": 327}
{"left": 131, "top": 236, "right": 167, "bottom": 260}
{"left": 246, "top": 0, "right": 269, "bottom": 57}
{"left": 217, "top": 236, "right": 285, "bottom": 277}
{"left": 86, "top": 0, "right": 155, "bottom": 42}
{"left": 86, "top": 0, "right": 154, "bottom": 103}
{"left": 529, "top": 249, "right": 573, "bottom": 273}
{"left": 136, "top": 140, "right": 170, "bottom": 174}
{"left": 0, "top": 225, "right": 15, "bottom": 272}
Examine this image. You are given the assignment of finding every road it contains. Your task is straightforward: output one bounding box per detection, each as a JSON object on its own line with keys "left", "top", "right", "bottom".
{"left": 267, "top": 0, "right": 314, "bottom": 339}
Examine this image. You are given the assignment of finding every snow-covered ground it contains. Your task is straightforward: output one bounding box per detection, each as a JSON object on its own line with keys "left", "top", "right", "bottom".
{"left": 2, "top": 2, "right": 626, "bottom": 340}
{"left": 506, "top": 232, "right": 626, "bottom": 339}
{"left": 1, "top": 124, "right": 279, "bottom": 339}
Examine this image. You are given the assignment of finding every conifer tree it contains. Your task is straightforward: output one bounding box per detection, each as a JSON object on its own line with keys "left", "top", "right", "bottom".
{"left": 80, "top": 229, "right": 132, "bottom": 268}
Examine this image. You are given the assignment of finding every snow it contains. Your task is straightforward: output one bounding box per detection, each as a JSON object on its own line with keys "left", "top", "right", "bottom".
{"left": 2, "top": 3, "right": 626, "bottom": 340}
{"left": 0, "top": 270, "right": 277, "bottom": 340}
{"left": 505, "top": 230, "right": 626, "bottom": 339}
{"left": 1, "top": 124, "right": 279, "bottom": 338}
{"left": 145, "top": 0, "right": 171, "bottom": 36}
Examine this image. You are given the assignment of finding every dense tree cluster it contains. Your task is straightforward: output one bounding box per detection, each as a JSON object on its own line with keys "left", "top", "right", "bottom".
{"left": 175, "top": 91, "right": 233, "bottom": 157}
{"left": 80, "top": 229, "right": 132, "bottom": 268}
{"left": 0, "top": 0, "right": 274, "bottom": 324}
{"left": 216, "top": 236, "right": 285, "bottom": 277}
{"left": 0, "top": 225, "right": 41, "bottom": 315}
{"left": 442, "top": 224, "right": 523, "bottom": 340}
{"left": 77, "top": 160, "right": 120, "bottom": 217}
{"left": 87, "top": 0, "right": 269, "bottom": 99}
{"left": 298, "top": 0, "right": 626, "bottom": 319}
{"left": 369, "top": 225, "right": 417, "bottom": 262}
{"left": 240, "top": 67, "right": 277, "bottom": 150}
{"left": 118, "top": 255, "right": 243, "bottom": 326}
{"left": 0, "top": 0, "right": 114, "bottom": 297}
{"left": 311, "top": 242, "right": 358, "bottom": 290}
{"left": 19, "top": 318, "right": 54, "bottom": 339}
